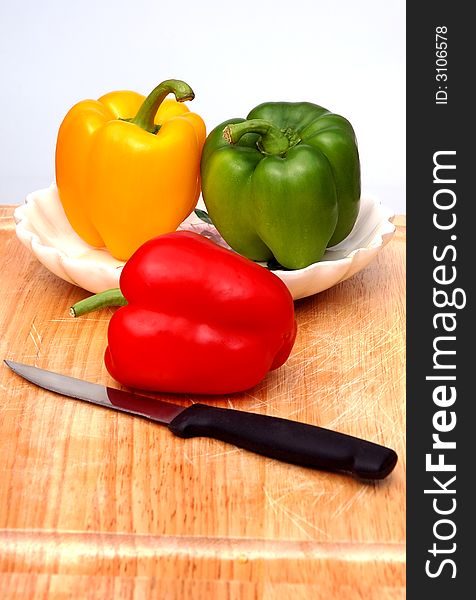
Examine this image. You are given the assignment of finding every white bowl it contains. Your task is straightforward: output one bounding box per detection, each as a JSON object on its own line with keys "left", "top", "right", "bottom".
{"left": 13, "top": 184, "right": 396, "bottom": 300}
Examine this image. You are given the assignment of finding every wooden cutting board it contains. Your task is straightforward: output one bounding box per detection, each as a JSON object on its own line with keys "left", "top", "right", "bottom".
{"left": 0, "top": 206, "right": 406, "bottom": 599}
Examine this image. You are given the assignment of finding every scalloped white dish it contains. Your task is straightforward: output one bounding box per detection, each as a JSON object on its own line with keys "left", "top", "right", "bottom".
{"left": 13, "top": 184, "right": 396, "bottom": 300}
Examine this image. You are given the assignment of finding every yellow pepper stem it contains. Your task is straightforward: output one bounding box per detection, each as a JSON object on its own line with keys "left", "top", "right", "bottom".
{"left": 131, "top": 79, "right": 195, "bottom": 134}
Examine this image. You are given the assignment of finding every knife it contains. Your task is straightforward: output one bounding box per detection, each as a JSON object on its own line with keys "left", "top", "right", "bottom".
{"left": 4, "top": 360, "right": 397, "bottom": 480}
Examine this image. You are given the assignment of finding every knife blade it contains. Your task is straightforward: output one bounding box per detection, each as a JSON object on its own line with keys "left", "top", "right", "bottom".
{"left": 4, "top": 360, "right": 397, "bottom": 480}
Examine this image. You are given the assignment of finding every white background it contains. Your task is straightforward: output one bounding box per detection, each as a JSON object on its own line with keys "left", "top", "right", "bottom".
{"left": 0, "top": 0, "right": 405, "bottom": 213}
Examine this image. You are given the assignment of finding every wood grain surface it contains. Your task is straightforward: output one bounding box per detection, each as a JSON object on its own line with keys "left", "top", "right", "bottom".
{"left": 0, "top": 206, "right": 406, "bottom": 599}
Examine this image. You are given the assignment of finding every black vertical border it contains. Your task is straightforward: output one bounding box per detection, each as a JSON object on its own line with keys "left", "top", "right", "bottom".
{"left": 407, "top": 4, "right": 474, "bottom": 597}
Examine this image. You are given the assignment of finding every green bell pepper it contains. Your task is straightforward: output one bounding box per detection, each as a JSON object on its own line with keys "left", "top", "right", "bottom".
{"left": 200, "top": 101, "right": 361, "bottom": 269}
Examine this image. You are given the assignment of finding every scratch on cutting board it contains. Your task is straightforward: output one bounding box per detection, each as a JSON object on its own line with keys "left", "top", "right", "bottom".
{"left": 49, "top": 336, "right": 97, "bottom": 350}
{"left": 263, "top": 485, "right": 331, "bottom": 540}
{"left": 195, "top": 446, "right": 241, "bottom": 460}
{"left": 330, "top": 485, "right": 372, "bottom": 520}
{"left": 280, "top": 315, "right": 405, "bottom": 430}
{"left": 0, "top": 383, "right": 36, "bottom": 424}
{"left": 324, "top": 390, "right": 380, "bottom": 430}
{"left": 182, "top": 451, "right": 194, "bottom": 466}
{"left": 313, "top": 484, "right": 345, "bottom": 508}
{"left": 245, "top": 391, "right": 269, "bottom": 411}
{"left": 0, "top": 382, "right": 31, "bottom": 397}
{"left": 28, "top": 318, "right": 43, "bottom": 359}
{"left": 269, "top": 478, "right": 333, "bottom": 507}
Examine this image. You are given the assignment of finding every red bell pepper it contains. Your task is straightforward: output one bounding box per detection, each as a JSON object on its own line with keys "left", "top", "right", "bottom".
{"left": 71, "top": 231, "right": 297, "bottom": 394}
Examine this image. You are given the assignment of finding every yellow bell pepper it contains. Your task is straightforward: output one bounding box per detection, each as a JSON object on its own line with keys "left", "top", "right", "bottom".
{"left": 55, "top": 79, "right": 206, "bottom": 260}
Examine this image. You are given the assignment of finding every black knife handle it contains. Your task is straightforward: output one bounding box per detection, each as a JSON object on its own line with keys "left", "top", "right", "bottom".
{"left": 168, "top": 404, "right": 397, "bottom": 480}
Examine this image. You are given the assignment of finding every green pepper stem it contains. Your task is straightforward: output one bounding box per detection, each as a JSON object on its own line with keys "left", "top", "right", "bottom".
{"left": 131, "top": 79, "right": 195, "bottom": 134}
{"left": 223, "top": 119, "right": 298, "bottom": 156}
{"left": 70, "top": 288, "right": 127, "bottom": 318}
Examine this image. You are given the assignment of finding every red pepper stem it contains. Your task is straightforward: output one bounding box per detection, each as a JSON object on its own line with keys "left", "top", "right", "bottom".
{"left": 131, "top": 79, "right": 195, "bottom": 134}
{"left": 223, "top": 119, "right": 297, "bottom": 156}
{"left": 70, "top": 288, "right": 127, "bottom": 318}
